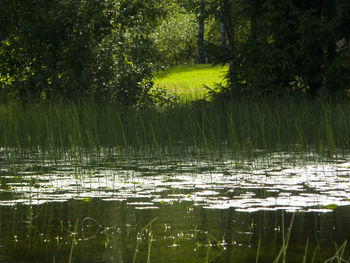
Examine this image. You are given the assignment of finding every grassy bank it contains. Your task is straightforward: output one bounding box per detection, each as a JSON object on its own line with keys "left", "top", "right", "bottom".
{"left": 0, "top": 97, "right": 349, "bottom": 158}
{"left": 153, "top": 64, "right": 228, "bottom": 101}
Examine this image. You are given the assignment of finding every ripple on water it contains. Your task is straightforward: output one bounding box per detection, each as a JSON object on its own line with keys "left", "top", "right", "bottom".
{"left": 0, "top": 152, "right": 350, "bottom": 212}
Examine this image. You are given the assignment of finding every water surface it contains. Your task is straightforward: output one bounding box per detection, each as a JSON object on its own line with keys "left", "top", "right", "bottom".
{"left": 0, "top": 150, "right": 349, "bottom": 262}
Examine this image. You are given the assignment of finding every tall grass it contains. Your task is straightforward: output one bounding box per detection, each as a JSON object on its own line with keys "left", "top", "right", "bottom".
{"left": 0, "top": 97, "right": 349, "bottom": 159}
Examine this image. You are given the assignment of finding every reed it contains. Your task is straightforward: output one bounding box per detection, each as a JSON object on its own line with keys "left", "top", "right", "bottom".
{"left": 133, "top": 217, "right": 158, "bottom": 263}
{"left": 0, "top": 97, "right": 349, "bottom": 159}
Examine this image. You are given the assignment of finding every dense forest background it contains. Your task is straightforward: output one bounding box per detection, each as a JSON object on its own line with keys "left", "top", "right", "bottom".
{"left": 1, "top": 0, "right": 350, "bottom": 106}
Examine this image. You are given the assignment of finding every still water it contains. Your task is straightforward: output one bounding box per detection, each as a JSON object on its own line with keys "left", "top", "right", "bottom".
{"left": 0, "top": 149, "right": 350, "bottom": 262}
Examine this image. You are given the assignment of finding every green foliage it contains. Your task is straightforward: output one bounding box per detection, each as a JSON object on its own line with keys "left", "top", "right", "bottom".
{"left": 262, "top": 0, "right": 350, "bottom": 97}
{"left": 150, "top": 2, "right": 228, "bottom": 67}
{"left": 151, "top": 6, "right": 198, "bottom": 66}
{"left": 209, "top": 0, "right": 350, "bottom": 98}
{"left": 0, "top": 0, "right": 168, "bottom": 106}
{"left": 234, "top": 41, "right": 294, "bottom": 97}
{"left": 0, "top": 0, "right": 116, "bottom": 101}
{"left": 92, "top": 30, "right": 155, "bottom": 106}
{"left": 2, "top": 0, "right": 349, "bottom": 103}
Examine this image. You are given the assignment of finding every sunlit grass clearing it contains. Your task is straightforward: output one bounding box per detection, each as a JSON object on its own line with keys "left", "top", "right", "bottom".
{"left": 153, "top": 64, "right": 228, "bottom": 101}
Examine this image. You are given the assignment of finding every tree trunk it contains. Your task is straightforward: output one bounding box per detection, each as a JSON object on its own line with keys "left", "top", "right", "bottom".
{"left": 250, "top": 1, "right": 266, "bottom": 42}
{"left": 221, "top": 0, "right": 234, "bottom": 49}
{"left": 251, "top": 16, "right": 266, "bottom": 42}
{"left": 220, "top": 22, "right": 226, "bottom": 48}
{"left": 197, "top": 0, "right": 205, "bottom": 64}
{"left": 221, "top": 0, "right": 237, "bottom": 89}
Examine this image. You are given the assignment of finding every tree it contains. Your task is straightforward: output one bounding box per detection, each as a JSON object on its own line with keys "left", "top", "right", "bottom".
{"left": 220, "top": 0, "right": 237, "bottom": 87}
{"left": 0, "top": 0, "right": 169, "bottom": 105}
{"left": 198, "top": 0, "right": 206, "bottom": 63}
{"left": 211, "top": 0, "right": 350, "bottom": 98}
{"left": 150, "top": 5, "right": 198, "bottom": 66}
{"left": 264, "top": 0, "right": 350, "bottom": 97}
{"left": 0, "top": 0, "right": 116, "bottom": 100}
{"left": 175, "top": 0, "right": 215, "bottom": 64}
{"left": 249, "top": 0, "right": 266, "bottom": 42}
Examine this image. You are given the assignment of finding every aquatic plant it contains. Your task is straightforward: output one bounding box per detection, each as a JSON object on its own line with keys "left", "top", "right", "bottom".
{"left": 0, "top": 97, "right": 349, "bottom": 160}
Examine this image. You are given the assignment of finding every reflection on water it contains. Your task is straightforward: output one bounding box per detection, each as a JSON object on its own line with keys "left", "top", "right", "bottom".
{"left": 0, "top": 150, "right": 349, "bottom": 262}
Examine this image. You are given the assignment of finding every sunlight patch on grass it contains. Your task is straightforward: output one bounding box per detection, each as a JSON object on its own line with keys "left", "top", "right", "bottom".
{"left": 153, "top": 64, "right": 228, "bottom": 101}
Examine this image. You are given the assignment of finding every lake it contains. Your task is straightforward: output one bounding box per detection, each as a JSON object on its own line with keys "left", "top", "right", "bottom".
{"left": 0, "top": 148, "right": 350, "bottom": 262}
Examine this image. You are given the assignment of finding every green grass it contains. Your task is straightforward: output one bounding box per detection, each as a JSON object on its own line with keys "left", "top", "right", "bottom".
{"left": 153, "top": 64, "right": 228, "bottom": 101}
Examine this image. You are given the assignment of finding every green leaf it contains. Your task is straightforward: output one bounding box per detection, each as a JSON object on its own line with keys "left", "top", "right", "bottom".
{"left": 325, "top": 204, "right": 338, "bottom": 210}
{"left": 83, "top": 197, "right": 91, "bottom": 202}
